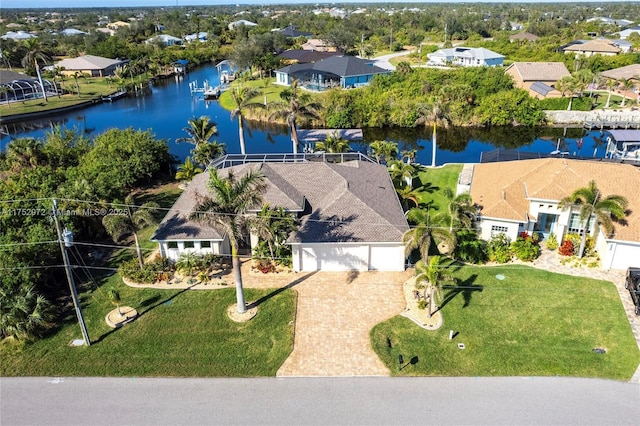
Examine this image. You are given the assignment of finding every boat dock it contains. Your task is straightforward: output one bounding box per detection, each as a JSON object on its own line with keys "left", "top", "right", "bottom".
{"left": 583, "top": 117, "right": 640, "bottom": 130}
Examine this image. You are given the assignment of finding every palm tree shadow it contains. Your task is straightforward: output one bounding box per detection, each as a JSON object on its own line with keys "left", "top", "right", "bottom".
{"left": 247, "top": 270, "right": 319, "bottom": 308}
{"left": 440, "top": 274, "right": 482, "bottom": 309}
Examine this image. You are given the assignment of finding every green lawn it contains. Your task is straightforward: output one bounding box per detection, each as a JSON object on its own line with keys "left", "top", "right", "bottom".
{"left": 371, "top": 265, "right": 640, "bottom": 380}
{"left": 415, "top": 163, "right": 463, "bottom": 220}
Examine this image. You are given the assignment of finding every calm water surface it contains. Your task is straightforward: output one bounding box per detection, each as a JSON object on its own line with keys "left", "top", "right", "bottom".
{"left": 0, "top": 65, "right": 609, "bottom": 165}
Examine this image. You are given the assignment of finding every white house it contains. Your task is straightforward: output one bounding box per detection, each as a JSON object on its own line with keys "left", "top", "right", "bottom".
{"left": 152, "top": 154, "right": 409, "bottom": 272}
{"left": 427, "top": 47, "right": 504, "bottom": 67}
{"left": 228, "top": 20, "right": 257, "bottom": 30}
{"left": 146, "top": 34, "right": 183, "bottom": 46}
{"left": 468, "top": 158, "right": 640, "bottom": 270}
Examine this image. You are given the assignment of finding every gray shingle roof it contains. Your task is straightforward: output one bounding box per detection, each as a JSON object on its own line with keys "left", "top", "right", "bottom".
{"left": 276, "top": 55, "right": 389, "bottom": 78}
{"left": 152, "top": 160, "right": 408, "bottom": 244}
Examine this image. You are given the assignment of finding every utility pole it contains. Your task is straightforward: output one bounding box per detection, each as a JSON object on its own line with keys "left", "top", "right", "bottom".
{"left": 52, "top": 199, "right": 91, "bottom": 346}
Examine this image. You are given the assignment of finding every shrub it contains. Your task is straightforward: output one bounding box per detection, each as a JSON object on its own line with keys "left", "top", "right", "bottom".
{"left": 119, "top": 257, "right": 174, "bottom": 284}
{"left": 488, "top": 233, "right": 512, "bottom": 263}
{"left": 559, "top": 239, "right": 575, "bottom": 256}
{"left": 511, "top": 235, "right": 541, "bottom": 262}
{"left": 453, "top": 229, "right": 488, "bottom": 264}
{"left": 546, "top": 233, "right": 559, "bottom": 251}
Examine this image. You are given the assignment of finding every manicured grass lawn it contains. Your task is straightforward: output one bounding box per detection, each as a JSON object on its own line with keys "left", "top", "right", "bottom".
{"left": 415, "top": 163, "right": 463, "bottom": 220}
{"left": 1, "top": 286, "right": 296, "bottom": 377}
{"left": 371, "top": 265, "right": 640, "bottom": 380}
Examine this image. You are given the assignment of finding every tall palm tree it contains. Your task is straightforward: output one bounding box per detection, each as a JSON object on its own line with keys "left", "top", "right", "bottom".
{"left": 414, "top": 255, "right": 455, "bottom": 318}
{"left": 401, "top": 149, "right": 417, "bottom": 165}
{"left": 556, "top": 75, "right": 577, "bottom": 111}
{"left": 403, "top": 207, "right": 454, "bottom": 263}
{"left": 559, "top": 180, "right": 628, "bottom": 258}
{"left": 369, "top": 140, "right": 399, "bottom": 164}
{"left": 314, "top": 132, "right": 350, "bottom": 153}
{"left": 229, "top": 86, "right": 263, "bottom": 155}
{"left": 191, "top": 169, "right": 266, "bottom": 314}
{"left": 251, "top": 204, "right": 297, "bottom": 264}
{"left": 604, "top": 78, "right": 617, "bottom": 108}
{"left": 415, "top": 99, "right": 448, "bottom": 167}
{"left": 269, "top": 80, "right": 321, "bottom": 155}
{"left": 102, "top": 195, "right": 159, "bottom": 268}
{"left": 176, "top": 115, "right": 218, "bottom": 147}
{"left": 21, "top": 38, "right": 51, "bottom": 102}
{"left": 175, "top": 156, "right": 203, "bottom": 185}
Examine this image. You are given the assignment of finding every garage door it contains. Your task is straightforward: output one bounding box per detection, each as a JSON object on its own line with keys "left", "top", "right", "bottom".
{"left": 300, "top": 245, "right": 368, "bottom": 271}
{"left": 605, "top": 242, "right": 640, "bottom": 270}
{"left": 369, "top": 245, "right": 405, "bottom": 271}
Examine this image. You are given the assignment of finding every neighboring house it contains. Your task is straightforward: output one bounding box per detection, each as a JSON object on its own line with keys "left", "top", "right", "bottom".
{"left": 146, "top": 34, "right": 183, "bottom": 46}
{"left": 618, "top": 26, "right": 640, "bottom": 39}
{"left": 278, "top": 50, "right": 339, "bottom": 64}
{"left": 228, "top": 19, "right": 257, "bottom": 30}
{"left": 1, "top": 30, "right": 37, "bottom": 40}
{"left": 274, "top": 24, "right": 313, "bottom": 38}
{"left": 427, "top": 47, "right": 504, "bottom": 67}
{"left": 468, "top": 158, "right": 640, "bottom": 270}
{"left": 504, "top": 62, "right": 571, "bottom": 99}
{"left": 274, "top": 55, "right": 391, "bottom": 91}
{"left": 106, "top": 21, "right": 130, "bottom": 30}
{"left": 152, "top": 154, "right": 409, "bottom": 272}
{"left": 184, "top": 32, "right": 208, "bottom": 43}
{"left": 302, "top": 38, "right": 337, "bottom": 52}
{"left": 55, "top": 55, "right": 129, "bottom": 77}
{"left": 562, "top": 39, "right": 620, "bottom": 56}
{"left": 60, "top": 28, "right": 88, "bottom": 36}
{"left": 599, "top": 64, "right": 640, "bottom": 83}
{"left": 95, "top": 28, "right": 116, "bottom": 36}
{"left": 509, "top": 32, "right": 540, "bottom": 43}
{"left": 0, "top": 69, "right": 55, "bottom": 102}
{"left": 586, "top": 17, "right": 634, "bottom": 27}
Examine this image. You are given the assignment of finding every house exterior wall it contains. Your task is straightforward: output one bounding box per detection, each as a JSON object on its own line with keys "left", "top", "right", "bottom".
{"left": 275, "top": 71, "right": 290, "bottom": 86}
{"left": 477, "top": 217, "right": 524, "bottom": 242}
{"left": 291, "top": 242, "right": 405, "bottom": 272}
{"left": 157, "top": 239, "right": 227, "bottom": 262}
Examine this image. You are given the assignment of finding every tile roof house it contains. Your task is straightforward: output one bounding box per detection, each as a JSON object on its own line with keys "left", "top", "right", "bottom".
{"left": 152, "top": 155, "right": 409, "bottom": 272}
{"left": 509, "top": 32, "right": 540, "bottom": 43}
{"left": 55, "top": 55, "right": 129, "bottom": 77}
{"left": 504, "top": 62, "right": 571, "bottom": 99}
{"left": 562, "top": 39, "right": 621, "bottom": 56}
{"left": 468, "top": 158, "right": 640, "bottom": 270}
{"left": 274, "top": 55, "right": 391, "bottom": 91}
{"left": 599, "top": 64, "right": 640, "bottom": 83}
{"left": 301, "top": 38, "right": 337, "bottom": 52}
{"left": 427, "top": 47, "right": 504, "bottom": 67}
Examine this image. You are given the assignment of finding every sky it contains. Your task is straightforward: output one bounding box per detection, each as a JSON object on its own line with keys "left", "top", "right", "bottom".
{"left": 2, "top": 0, "right": 635, "bottom": 9}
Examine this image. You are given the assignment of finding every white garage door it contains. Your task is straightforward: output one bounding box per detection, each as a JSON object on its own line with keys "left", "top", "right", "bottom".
{"left": 300, "top": 245, "right": 367, "bottom": 271}
{"left": 369, "top": 245, "right": 405, "bottom": 271}
{"left": 605, "top": 242, "right": 640, "bottom": 270}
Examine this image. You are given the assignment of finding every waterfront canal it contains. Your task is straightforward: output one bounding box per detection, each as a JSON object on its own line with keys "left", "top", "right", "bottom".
{"left": 0, "top": 65, "right": 610, "bottom": 165}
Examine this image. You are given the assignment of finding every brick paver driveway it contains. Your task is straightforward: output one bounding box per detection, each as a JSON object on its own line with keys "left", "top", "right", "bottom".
{"left": 242, "top": 262, "right": 412, "bottom": 377}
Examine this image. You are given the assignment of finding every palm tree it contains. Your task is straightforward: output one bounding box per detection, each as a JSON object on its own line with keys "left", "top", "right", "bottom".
{"left": 106, "top": 288, "right": 123, "bottom": 317}
{"left": 443, "top": 188, "right": 476, "bottom": 233}
{"left": 191, "top": 141, "right": 226, "bottom": 167}
{"left": 102, "top": 195, "right": 159, "bottom": 268}
{"left": 261, "top": 77, "right": 271, "bottom": 106}
{"left": 401, "top": 149, "right": 417, "bottom": 165}
{"left": 72, "top": 71, "right": 84, "bottom": 97}
{"left": 0, "top": 284, "right": 53, "bottom": 341}
{"left": 175, "top": 156, "right": 203, "bottom": 185}
{"left": 403, "top": 207, "right": 454, "bottom": 263}
{"left": 177, "top": 116, "right": 218, "bottom": 147}
{"left": 251, "top": 204, "right": 297, "bottom": 264}
{"left": 559, "top": 180, "right": 628, "bottom": 258}
{"left": 21, "top": 38, "right": 51, "bottom": 102}
{"left": 617, "top": 78, "right": 634, "bottom": 107}
{"left": 5, "top": 138, "right": 43, "bottom": 170}
{"left": 604, "top": 78, "right": 617, "bottom": 108}
{"left": 315, "top": 132, "right": 350, "bottom": 153}
{"left": 556, "top": 75, "right": 577, "bottom": 111}
{"left": 229, "top": 86, "right": 263, "bottom": 155}
{"left": 415, "top": 99, "right": 448, "bottom": 167}
{"left": 369, "top": 140, "right": 399, "bottom": 164}
{"left": 269, "top": 79, "right": 321, "bottom": 155}
{"left": 191, "top": 169, "right": 267, "bottom": 314}
{"left": 414, "top": 255, "right": 455, "bottom": 318}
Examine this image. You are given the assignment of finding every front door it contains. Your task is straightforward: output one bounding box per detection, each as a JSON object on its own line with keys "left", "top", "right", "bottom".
{"left": 536, "top": 213, "right": 558, "bottom": 239}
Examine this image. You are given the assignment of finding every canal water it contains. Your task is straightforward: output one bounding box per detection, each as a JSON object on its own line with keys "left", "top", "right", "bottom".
{"left": 0, "top": 64, "right": 609, "bottom": 165}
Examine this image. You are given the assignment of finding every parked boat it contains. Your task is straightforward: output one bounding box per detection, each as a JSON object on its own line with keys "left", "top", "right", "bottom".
{"left": 203, "top": 86, "right": 221, "bottom": 100}
{"left": 605, "top": 129, "right": 640, "bottom": 161}
{"left": 101, "top": 90, "right": 127, "bottom": 102}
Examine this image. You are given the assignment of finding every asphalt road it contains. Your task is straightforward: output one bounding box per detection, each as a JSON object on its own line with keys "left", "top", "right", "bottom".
{"left": 1, "top": 376, "right": 638, "bottom": 425}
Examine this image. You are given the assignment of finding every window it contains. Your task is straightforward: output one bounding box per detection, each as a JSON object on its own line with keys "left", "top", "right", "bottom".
{"left": 200, "top": 241, "right": 211, "bottom": 248}
{"left": 167, "top": 241, "right": 178, "bottom": 249}
{"left": 568, "top": 213, "right": 595, "bottom": 235}
{"left": 184, "top": 241, "right": 195, "bottom": 249}
{"left": 491, "top": 225, "right": 509, "bottom": 236}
